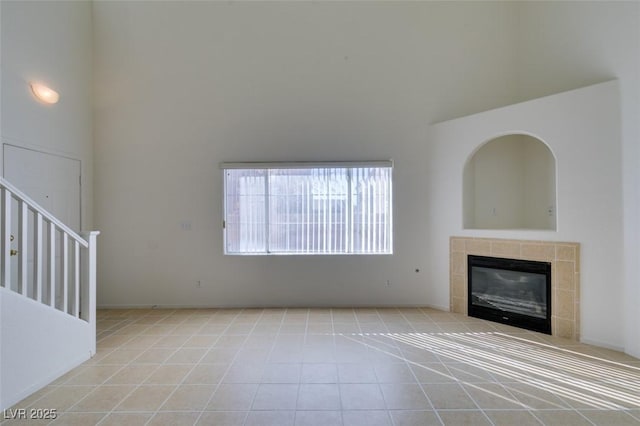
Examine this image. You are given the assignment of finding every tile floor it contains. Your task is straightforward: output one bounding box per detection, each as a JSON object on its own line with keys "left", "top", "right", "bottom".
{"left": 4, "top": 307, "right": 640, "bottom": 425}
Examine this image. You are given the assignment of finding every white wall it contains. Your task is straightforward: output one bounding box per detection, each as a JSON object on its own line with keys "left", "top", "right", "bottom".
{"left": 523, "top": 137, "right": 556, "bottom": 230}
{"left": 515, "top": 1, "right": 640, "bottom": 357}
{"left": 0, "top": 288, "right": 92, "bottom": 410}
{"left": 93, "top": 1, "right": 519, "bottom": 308}
{"left": 471, "top": 136, "right": 525, "bottom": 229}
{"left": 0, "top": 0, "right": 93, "bottom": 230}
{"left": 428, "top": 81, "right": 624, "bottom": 350}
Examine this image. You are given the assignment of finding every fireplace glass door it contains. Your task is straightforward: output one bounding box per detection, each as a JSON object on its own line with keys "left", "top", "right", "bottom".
{"left": 468, "top": 255, "right": 551, "bottom": 334}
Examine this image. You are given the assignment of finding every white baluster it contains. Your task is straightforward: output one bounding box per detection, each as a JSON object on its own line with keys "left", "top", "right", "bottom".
{"left": 19, "top": 201, "right": 28, "bottom": 296}
{"left": 63, "top": 232, "right": 69, "bottom": 313}
{"left": 74, "top": 240, "right": 80, "bottom": 317}
{"left": 1, "top": 188, "right": 11, "bottom": 288}
{"left": 36, "top": 212, "right": 43, "bottom": 302}
{"left": 49, "top": 222, "right": 56, "bottom": 308}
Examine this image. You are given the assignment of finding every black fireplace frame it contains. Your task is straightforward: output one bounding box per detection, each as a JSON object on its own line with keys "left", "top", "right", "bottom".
{"left": 467, "top": 255, "right": 552, "bottom": 334}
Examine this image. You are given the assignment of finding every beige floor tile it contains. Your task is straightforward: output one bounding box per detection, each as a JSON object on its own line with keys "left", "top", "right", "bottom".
{"left": 115, "top": 324, "right": 150, "bottom": 335}
{"left": 196, "top": 411, "right": 247, "bottom": 425}
{"left": 201, "top": 347, "right": 239, "bottom": 364}
{"left": 153, "top": 335, "right": 191, "bottom": 348}
{"left": 225, "top": 323, "right": 256, "bottom": 334}
{"left": 379, "top": 383, "right": 431, "bottom": 409}
{"left": 115, "top": 385, "right": 176, "bottom": 411}
{"left": 147, "top": 411, "right": 201, "bottom": 426}
{"left": 172, "top": 324, "right": 204, "bottom": 335}
{"left": 207, "top": 384, "right": 258, "bottom": 410}
{"left": 368, "top": 349, "right": 405, "bottom": 364}
{"left": 144, "top": 364, "right": 192, "bottom": 384}
{"left": 215, "top": 335, "right": 248, "bottom": 348}
{"left": 183, "top": 363, "right": 227, "bottom": 384}
{"left": 165, "top": 347, "right": 207, "bottom": 363}
{"left": 160, "top": 384, "right": 216, "bottom": 411}
{"left": 7, "top": 385, "right": 55, "bottom": 409}
{"left": 183, "top": 335, "right": 219, "bottom": 347}
{"left": 97, "top": 412, "right": 153, "bottom": 426}
{"left": 484, "top": 410, "right": 543, "bottom": 426}
{"left": 533, "top": 410, "right": 594, "bottom": 425}
{"left": 251, "top": 323, "right": 282, "bottom": 334}
{"left": 410, "top": 363, "right": 457, "bottom": 384}
{"left": 28, "top": 386, "right": 96, "bottom": 411}
{"left": 401, "top": 348, "right": 441, "bottom": 363}
{"left": 338, "top": 363, "right": 377, "bottom": 383}
{"left": 422, "top": 384, "right": 478, "bottom": 410}
{"left": 333, "top": 323, "right": 362, "bottom": 334}
{"left": 389, "top": 410, "right": 441, "bottom": 426}
{"left": 233, "top": 348, "right": 271, "bottom": 364}
{"left": 504, "top": 382, "right": 569, "bottom": 409}
{"left": 375, "top": 363, "right": 417, "bottom": 383}
{"left": 120, "top": 335, "right": 162, "bottom": 349}
{"left": 97, "top": 334, "right": 133, "bottom": 349}
{"left": 244, "top": 410, "right": 295, "bottom": 426}
{"left": 132, "top": 348, "right": 176, "bottom": 364}
{"left": 223, "top": 363, "right": 265, "bottom": 383}
{"left": 294, "top": 410, "right": 342, "bottom": 426}
{"left": 106, "top": 364, "right": 158, "bottom": 385}
{"left": 261, "top": 363, "right": 302, "bottom": 383}
{"left": 197, "top": 324, "right": 229, "bottom": 335}
{"left": 342, "top": 410, "right": 392, "bottom": 426}
{"left": 252, "top": 383, "right": 299, "bottom": 409}
{"left": 1, "top": 417, "right": 50, "bottom": 426}
{"left": 307, "top": 323, "right": 334, "bottom": 334}
{"left": 300, "top": 363, "right": 338, "bottom": 384}
{"left": 141, "top": 325, "right": 177, "bottom": 335}
{"left": 64, "top": 365, "right": 122, "bottom": 385}
{"left": 49, "top": 412, "right": 106, "bottom": 426}
{"left": 340, "top": 384, "right": 386, "bottom": 409}
{"left": 97, "top": 349, "right": 145, "bottom": 365}
{"left": 462, "top": 383, "right": 526, "bottom": 409}
{"left": 578, "top": 410, "right": 640, "bottom": 425}
{"left": 68, "top": 385, "right": 134, "bottom": 412}
{"left": 437, "top": 410, "right": 492, "bottom": 426}
{"left": 297, "top": 384, "right": 341, "bottom": 410}
{"left": 443, "top": 363, "right": 496, "bottom": 383}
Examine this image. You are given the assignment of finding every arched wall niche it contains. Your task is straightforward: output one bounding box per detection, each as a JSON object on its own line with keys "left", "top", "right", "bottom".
{"left": 463, "top": 133, "right": 557, "bottom": 230}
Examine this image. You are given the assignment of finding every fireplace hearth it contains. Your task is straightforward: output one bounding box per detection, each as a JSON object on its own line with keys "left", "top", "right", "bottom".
{"left": 468, "top": 255, "right": 552, "bottom": 334}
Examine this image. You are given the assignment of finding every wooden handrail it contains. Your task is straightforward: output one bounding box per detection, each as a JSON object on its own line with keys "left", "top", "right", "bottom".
{"left": 0, "top": 176, "right": 88, "bottom": 248}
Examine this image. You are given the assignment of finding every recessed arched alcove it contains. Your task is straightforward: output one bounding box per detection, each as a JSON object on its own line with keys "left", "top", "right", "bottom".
{"left": 463, "top": 134, "right": 556, "bottom": 230}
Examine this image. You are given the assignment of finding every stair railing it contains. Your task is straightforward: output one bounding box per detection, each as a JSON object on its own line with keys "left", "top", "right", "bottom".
{"left": 0, "top": 176, "right": 99, "bottom": 350}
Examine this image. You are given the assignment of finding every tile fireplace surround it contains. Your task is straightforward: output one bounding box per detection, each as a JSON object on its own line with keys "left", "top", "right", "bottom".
{"left": 450, "top": 237, "right": 580, "bottom": 340}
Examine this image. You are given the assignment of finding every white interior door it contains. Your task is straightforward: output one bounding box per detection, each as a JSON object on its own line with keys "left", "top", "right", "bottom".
{"left": 4, "top": 144, "right": 81, "bottom": 231}
{"left": 3, "top": 144, "right": 81, "bottom": 305}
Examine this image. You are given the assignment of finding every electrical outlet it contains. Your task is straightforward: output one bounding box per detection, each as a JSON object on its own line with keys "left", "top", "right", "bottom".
{"left": 385, "top": 280, "right": 391, "bottom": 287}
{"left": 196, "top": 280, "right": 202, "bottom": 288}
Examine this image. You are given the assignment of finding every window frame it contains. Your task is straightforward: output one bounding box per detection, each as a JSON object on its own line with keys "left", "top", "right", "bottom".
{"left": 221, "top": 161, "right": 393, "bottom": 256}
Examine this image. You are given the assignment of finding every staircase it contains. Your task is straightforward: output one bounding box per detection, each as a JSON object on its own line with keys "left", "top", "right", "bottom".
{"left": 0, "top": 176, "right": 99, "bottom": 410}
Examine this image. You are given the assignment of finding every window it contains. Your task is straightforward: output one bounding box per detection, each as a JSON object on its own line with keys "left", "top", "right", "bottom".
{"left": 222, "top": 161, "right": 393, "bottom": 255}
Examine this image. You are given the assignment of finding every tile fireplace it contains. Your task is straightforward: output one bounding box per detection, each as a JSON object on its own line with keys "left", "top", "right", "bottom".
{"left": 450, "top": 237, "right": 580, "bottom": 340}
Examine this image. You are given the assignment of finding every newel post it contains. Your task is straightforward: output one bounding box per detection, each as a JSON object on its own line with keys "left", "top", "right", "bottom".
{"left": 81, "top": 231, "right": 100, "bottom": 356}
